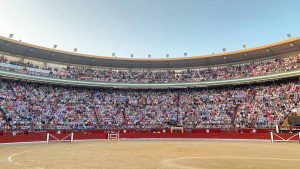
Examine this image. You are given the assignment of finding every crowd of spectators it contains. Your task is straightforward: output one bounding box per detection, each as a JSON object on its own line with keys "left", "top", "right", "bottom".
{"left": 0, "top": 78, "right": 299, "bottom": 130}
{"left": 0, "top": 56, "right": 38, "bottom": 69}
{"left": 0, "top": 53, "right": 300, "bottom": 83}
{"left": 58, "top": 53, "right": 300, "bottom": 83}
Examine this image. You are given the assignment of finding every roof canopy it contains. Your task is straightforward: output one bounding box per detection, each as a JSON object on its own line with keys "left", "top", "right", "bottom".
{"left": 0, "top": 36, "right": 299, "bottom": 69}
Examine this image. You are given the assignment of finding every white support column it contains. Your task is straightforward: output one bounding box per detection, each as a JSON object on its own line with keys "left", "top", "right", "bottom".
{"left": 270, "top": 132, "right": 274, "bottom": 143}
{"left": 46, "top": 133, "right": 50, "bottom": 144}
{"left": 71, "top": 133, "right": 74, "bottom": 143}
{"left": 43, "top": 62, "right": 47, "bottom": 69}
{"left": 275, "top": 125, "right": 279, "bottom": 133}
{"left": 20, "top": 57, "right": 25, "bottom": 64}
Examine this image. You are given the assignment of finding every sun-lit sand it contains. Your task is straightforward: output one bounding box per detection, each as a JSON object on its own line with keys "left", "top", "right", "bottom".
{"left": 0, "top": 140, "right": 299, "bottom": 169}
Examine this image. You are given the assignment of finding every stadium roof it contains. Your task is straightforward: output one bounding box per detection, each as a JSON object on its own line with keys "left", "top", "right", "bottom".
{"left": 0, "top": 36, "right": 300, "bottom": 69}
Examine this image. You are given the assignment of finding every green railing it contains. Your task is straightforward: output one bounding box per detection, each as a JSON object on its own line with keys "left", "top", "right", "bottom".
{"left": 0, "top": 69, "right": 299, "bottom": 88}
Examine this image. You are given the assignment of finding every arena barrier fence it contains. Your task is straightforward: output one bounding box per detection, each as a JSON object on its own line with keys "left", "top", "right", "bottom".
{"left": 0, "top": 128, "right": 277, "bottom": 144}
{"left": 46, "top": 133, "right": 74, "bottom": 144}
{"left": 270, "top": 132, "right": 300, "bottom": 143}
{"left": 107, "top": 132, "right": 119, "bottom": 141}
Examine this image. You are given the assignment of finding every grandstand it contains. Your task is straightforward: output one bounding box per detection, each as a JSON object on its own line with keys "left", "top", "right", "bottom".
{"left": 1, "top": 1, "right": 300, "bottom": 168}
{"left": 1, "top": 35, "right": 300, "bottom": 169}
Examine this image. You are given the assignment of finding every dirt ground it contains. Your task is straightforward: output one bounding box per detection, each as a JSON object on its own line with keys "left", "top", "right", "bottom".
{"left": 0, "top": 139, "right": 299, "bottom": 169}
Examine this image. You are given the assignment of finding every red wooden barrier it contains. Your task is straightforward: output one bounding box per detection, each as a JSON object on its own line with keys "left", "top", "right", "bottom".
{"left": 0, "top": 129, "right": 276, "bottom": 143}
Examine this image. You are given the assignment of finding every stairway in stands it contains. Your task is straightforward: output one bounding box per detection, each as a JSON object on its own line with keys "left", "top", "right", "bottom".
{"left": 231, "top": 104, "right": 241, "bottom": 128}
{"left": 93, "top": 109, "right": 101, "bottom": 129}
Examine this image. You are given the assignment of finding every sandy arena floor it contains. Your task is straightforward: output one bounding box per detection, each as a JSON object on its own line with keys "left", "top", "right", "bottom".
{"left": 0, "top": 140, "right": 299, "bottom": 169}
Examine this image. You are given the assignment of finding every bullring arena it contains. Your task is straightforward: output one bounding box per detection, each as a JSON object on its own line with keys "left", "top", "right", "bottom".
{"left": 1, "top": 140, "right": 300, "bottom": 169}
{"left": 2, "top": 36, "right": 300, "bottom": 169}
{"left": 2, "top": 1, "right": 300, "bottom": 168}
{"left": 1, "top": 36, "right": 300, "bottom": 169}
{"left": 1, "top": 130, "right": 300, "bottom": 169}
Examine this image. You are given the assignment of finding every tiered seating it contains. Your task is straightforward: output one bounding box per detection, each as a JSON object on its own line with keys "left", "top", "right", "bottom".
{"left": 0, "top": 78, "right": 299, "bottom": 130}
{"left": 0, "top": 53, "right": 299, "bottom": 83}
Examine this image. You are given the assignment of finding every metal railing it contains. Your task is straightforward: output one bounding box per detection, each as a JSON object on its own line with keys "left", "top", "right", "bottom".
{"left": 0, "top": 69, "right": 299, "bottom": 89}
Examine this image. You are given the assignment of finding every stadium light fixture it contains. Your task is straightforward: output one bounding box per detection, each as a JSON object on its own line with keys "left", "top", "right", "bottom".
{"left": 112, "top": 53, "right": 116, "bottom": 57}
{"left": 243, "top": 44, "right": 247, "bottom": 49}
{"left": 222, "top": 48, "right": 226, "bottom": 52}
{"left": 74, "top": 48, "right": 77, "bottom": 52}
{"left": 184, "top": 53, "right": 187, "bottom": 57}
{"left": 148, "top": 54, "right": 151, "bottom": 58}
{"left": 9, "top": 34, "right": 14, "bottom": 38}
{"left": 166, "top": 54, "right": 169, "bottom": 58}
{"left": 130, "top": 54, "right": 134, "bottom": 58}
{"left": 53, "top": 45, "right": 57, "bottom": 49}
{"left": 287, "top": 34, "right": 292, "bottom": 39}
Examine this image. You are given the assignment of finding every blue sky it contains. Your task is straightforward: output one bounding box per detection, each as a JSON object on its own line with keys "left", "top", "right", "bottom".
{"left": 0, "top": 0, "right": 300, "bottom": 58}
